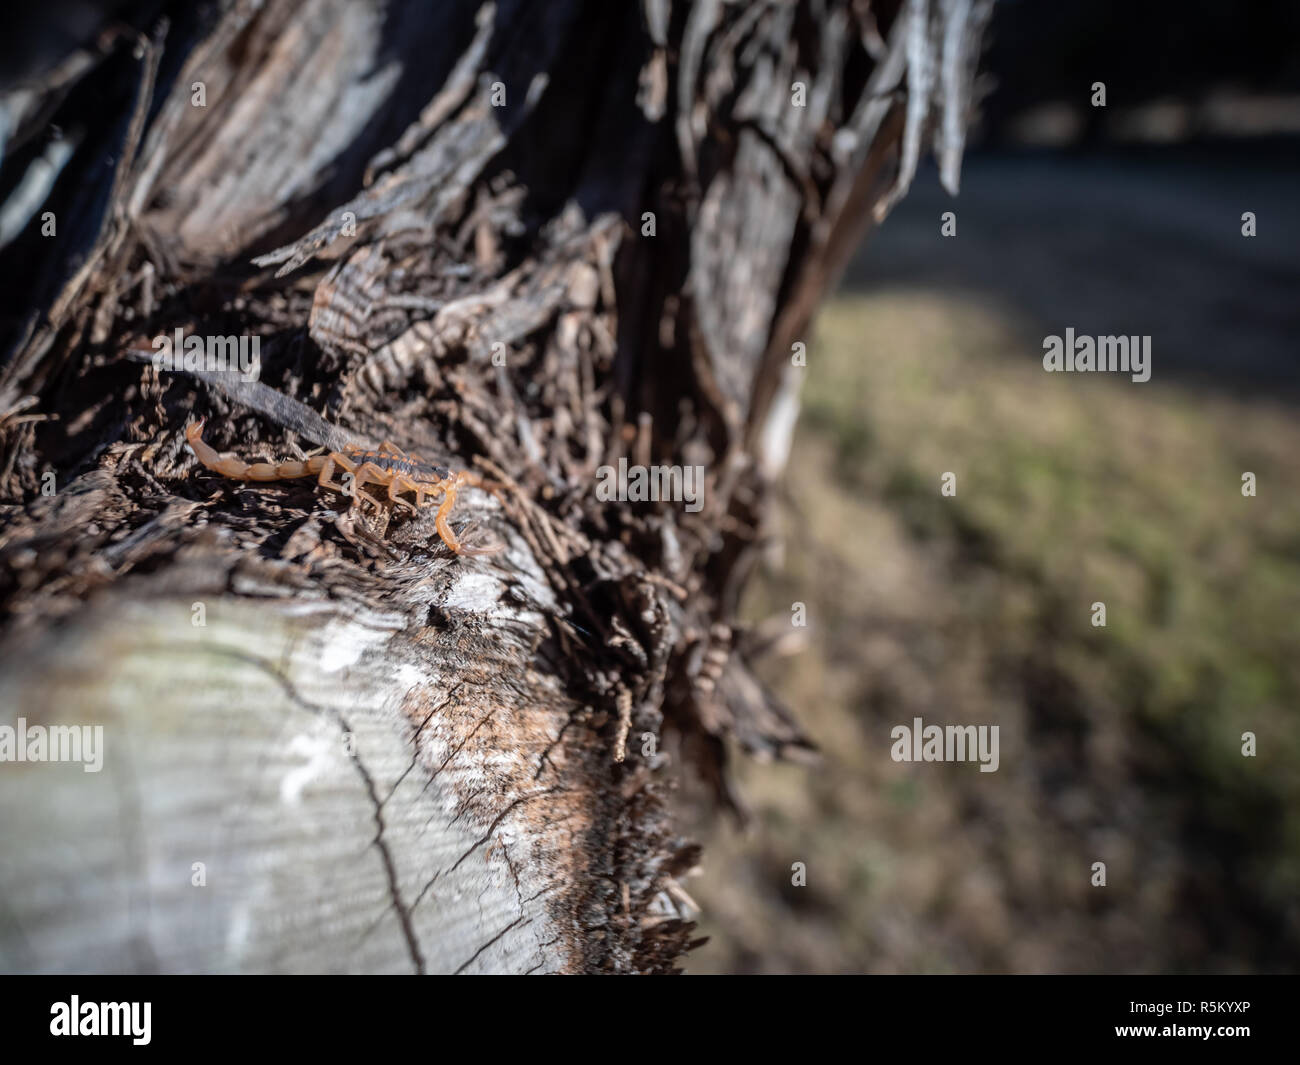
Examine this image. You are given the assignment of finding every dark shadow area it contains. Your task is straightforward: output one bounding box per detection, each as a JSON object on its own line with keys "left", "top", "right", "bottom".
{"left": 843, "top": 140, "right": 1300, "bottom": 401}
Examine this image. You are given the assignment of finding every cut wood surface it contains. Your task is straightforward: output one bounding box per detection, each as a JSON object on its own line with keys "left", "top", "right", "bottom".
{"left": 0, "top": 0, "right": 991, "bottom": 972}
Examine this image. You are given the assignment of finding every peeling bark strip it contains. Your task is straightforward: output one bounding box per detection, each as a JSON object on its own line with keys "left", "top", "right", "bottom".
{"left": 0, "top": 1, "right": 990, "bottom": 972}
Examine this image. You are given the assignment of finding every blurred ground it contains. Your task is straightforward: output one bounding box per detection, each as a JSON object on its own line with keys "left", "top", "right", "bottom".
{"left": 671, "top": 145, "right": 1300, "bottom": 973}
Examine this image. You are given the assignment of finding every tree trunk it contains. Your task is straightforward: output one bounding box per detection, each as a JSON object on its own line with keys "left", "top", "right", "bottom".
{"left": 0, "top": 0, "right": 991, "bottom": 973}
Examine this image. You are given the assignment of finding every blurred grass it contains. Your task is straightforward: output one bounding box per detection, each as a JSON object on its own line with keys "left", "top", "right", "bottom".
{"left": 675, "top": 288, "right": 1300, "bottom": 973}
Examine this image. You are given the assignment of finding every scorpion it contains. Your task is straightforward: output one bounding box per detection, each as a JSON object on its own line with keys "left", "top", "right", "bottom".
{"left": 184, "top": 418, "right": 506, "bottom": 555}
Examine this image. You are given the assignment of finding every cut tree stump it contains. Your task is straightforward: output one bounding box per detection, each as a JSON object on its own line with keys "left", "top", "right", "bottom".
{"left": 0, "top": 0, "right": 992, "bottom": 973}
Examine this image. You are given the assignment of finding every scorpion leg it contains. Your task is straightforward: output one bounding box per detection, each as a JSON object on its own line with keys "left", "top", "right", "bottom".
{"left": 353, "top": 462, "right": 393, "bottom": 513}
{"left": 404, "top": 473, "right": 428, "bottom": 511}
{"left": 387, "top": 473, "right": 419, "bottom": 513}
{"left": 317, "top": 454, "right": 361, "bottom": 499}
{"left": 315, "top": 455, "right": 340, "bottom": 491}
{"left": 321, "top": 454, "right": 379, "bottom": 510}
{"left": 414, "top": 481, "right": 443, "bottom": 510}
{"left": 434, "top": 480, "right": 462, "bottom": 553}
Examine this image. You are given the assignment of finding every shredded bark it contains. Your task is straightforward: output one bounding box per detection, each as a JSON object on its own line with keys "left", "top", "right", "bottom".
{"left": 0, "top": 0, "right": 990, "bottom": 972}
